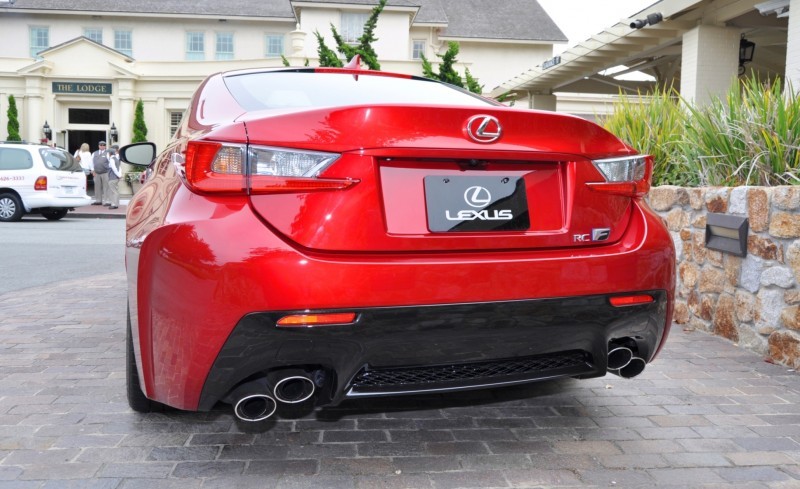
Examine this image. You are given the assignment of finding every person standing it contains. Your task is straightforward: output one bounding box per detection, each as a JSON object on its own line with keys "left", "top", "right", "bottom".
{"left": 107, "top": 147, "right": 121, "bottom": 209}
{"left": 91, "top": 141, "right": 110, "bottom": 205}
{"left": 73, "top": 143, "right": 92, "bottom": 176}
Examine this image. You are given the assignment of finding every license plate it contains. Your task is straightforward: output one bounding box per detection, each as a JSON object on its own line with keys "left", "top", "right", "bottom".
{"left": 424, "top": 176, "right": 530, "bottom": 232}
{"left": 64, "top": 186, "right": 75, "bottom": 195}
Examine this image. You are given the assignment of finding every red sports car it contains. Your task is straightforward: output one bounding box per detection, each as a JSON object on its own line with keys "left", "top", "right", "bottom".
{"left": 121, "top": 66, "right": 675, "bottom": 422}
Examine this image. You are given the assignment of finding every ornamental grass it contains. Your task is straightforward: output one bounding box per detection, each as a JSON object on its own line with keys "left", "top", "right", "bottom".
{"left": 601, "top": 76, "right": 800, "bottom": 187}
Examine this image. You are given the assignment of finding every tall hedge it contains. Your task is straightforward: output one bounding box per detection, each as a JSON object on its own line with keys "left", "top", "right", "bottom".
{"left": 6, "top": 95, "right": 21, "bottom": 141}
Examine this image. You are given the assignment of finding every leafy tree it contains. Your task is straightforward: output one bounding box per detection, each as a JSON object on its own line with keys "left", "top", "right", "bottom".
{"left": 132, "top": 99, "right": 148, "bottom": 143}
{"left": 330, "top": 0, "right": 386, "bottom": 70}
{"left": 281, "top": 55, "right": 310, "bottom": 67}
{"left": 420, "top": 42, "right": 484, "bottom": 94}
{"left": 6, "top": 95, "right": 21, "bottom": 141}
{"left": 315, "top": 31, "right": 343, "bottom": 67}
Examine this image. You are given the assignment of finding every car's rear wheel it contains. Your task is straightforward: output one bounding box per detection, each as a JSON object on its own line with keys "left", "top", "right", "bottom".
{"left": 127, "top": 303, "right": 164, "bottom": 413}
{"left": 41, "top": 209, "right": 68, "bottom": 221}
{"left": 0, "top": 193, "right": 23, "bottom": 222}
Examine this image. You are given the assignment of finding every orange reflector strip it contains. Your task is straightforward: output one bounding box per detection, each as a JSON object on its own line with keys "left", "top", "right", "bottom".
{"left": 277, "top": 312, "right": 357, "bottom": 327}
{"left": 610, "top": 295, "right": 655, "bottom": 307}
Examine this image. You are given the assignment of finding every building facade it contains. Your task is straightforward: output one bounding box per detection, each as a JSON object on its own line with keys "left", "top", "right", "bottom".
{"left": 0, "top": 0, "right": 565, "bottom": 158}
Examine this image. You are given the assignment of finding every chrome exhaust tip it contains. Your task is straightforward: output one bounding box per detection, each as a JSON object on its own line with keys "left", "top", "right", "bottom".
{"left": 607, "top": 346, "right": 633, "bottom": 370}
{"left": 233, "top": 394, "right": 277, "bottom": 422}
{"left": 273, "top": 375, "right": 315, "bottom": 404}
{"left": 617, "top": 357, "right": 646, "bottom": 379}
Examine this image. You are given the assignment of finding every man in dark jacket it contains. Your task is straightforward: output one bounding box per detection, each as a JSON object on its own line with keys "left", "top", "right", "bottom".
{"left": 91, "top": 141, "right": 110, "bottom": 205}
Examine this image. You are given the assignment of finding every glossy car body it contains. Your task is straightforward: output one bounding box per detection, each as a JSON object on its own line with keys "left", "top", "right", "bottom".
{"left": 0, "top": 142, "right": 91, "bottom": 222}
{"left": 122, "top": 67, "right": 675, "bottom": 420}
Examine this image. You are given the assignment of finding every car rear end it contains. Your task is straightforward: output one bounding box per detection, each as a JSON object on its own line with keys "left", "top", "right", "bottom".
{"left": 126, "top": 69, "right": 675, "bottom": 418}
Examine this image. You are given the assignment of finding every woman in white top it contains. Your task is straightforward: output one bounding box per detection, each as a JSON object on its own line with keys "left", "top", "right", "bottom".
{"left": 74, "top": 143, "right": 93, "bottom": 174}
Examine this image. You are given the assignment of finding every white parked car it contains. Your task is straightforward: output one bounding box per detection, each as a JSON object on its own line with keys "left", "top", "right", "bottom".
{"left": 0, "top": 142, "right": 92, "bottom": 222}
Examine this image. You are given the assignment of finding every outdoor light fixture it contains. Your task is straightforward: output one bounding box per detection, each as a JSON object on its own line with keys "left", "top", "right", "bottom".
{"left": 705, "top": 213, "right": 748, "bottom": 257}
{"left": 110, "top": 122, "right": 118, "bottom": 143}
{"left": 739, "top": 35, "right": 756, "bottom": 75}
{"left": 42, "top": 121, "right": 52, "bottom": 140}
{"left": 630, "top": 12, "right": 663, "bottom": 29}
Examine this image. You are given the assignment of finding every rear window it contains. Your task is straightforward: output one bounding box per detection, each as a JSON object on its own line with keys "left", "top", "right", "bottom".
{"left": 39, "top": 148, "right": 82, "bottom": 172}
{"left": 0, "top": 147, "right": 34, "bottom": 170}
{"left": 224, "top": 71, "right": 496, "bottom": 111}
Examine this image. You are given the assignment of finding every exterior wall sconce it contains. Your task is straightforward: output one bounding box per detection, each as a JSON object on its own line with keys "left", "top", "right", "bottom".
{"left": 110, "top": 122, "right": 118, "bottom": 143}
{"left": 630, "top": 12, "right": 663, "bottom": 29}
{"left": 739, "top": 35, "right": 756, "bottom": 75}
{"left": 42, "top": 121, "right": 52, "bottom": 140}
{"left": 705, "top": 213, "right": 748, "bottom": 257}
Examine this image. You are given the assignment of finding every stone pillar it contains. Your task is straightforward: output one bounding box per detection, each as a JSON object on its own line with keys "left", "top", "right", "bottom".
{"left": 528, "top": 92, "right": 557, "bottom": 111}
{"left": 680, "top": 25, "right": 740, "bottom": 106}
{"left": 787, "top": 0, "right": 800, "bottom": 93}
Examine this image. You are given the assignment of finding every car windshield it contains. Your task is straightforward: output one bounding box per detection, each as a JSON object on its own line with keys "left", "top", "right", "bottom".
{"left": 39, "top": 148, "right": 82, "bottom": 172}
{"left": 224, "top": 71, "right": 496, "bottom": 111}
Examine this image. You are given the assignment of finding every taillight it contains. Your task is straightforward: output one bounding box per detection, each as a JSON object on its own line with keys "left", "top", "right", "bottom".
{"left": 182, "top": 141, "right": 357, "bottom": 194}
{"left": 587, "top": 155, "right": 652, "bottom": 198}
{"left": 34, "top": 176, "right": 47, "bottom": 190}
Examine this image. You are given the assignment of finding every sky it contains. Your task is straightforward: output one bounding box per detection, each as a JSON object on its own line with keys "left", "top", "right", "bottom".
{"left": 538, "top": 0, "right": 657, "bottom": 54}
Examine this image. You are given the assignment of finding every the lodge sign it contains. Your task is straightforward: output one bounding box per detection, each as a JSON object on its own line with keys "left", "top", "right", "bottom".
{"left": 52, "top": 82, "right": 112, "bottom": 95}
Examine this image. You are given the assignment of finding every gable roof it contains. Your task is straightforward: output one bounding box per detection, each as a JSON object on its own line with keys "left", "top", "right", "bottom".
{"left": 3, "top": 0, "right": 566, "bottom": 42}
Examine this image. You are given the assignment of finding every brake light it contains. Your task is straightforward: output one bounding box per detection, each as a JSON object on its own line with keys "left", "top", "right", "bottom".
{"left": 276, "top": 312, "right": 357, "bottom": 327}
{"left": 609, "top": 294, "right": 654, "bottom": 307}
{"left": 34, "top": 176, "right": 47, "bottom": 190}
{"left": 587, "top": 155, "right": 652, "bottom": 198}
{"left": 182, "top": 141, "right": 357, "bottom": 194}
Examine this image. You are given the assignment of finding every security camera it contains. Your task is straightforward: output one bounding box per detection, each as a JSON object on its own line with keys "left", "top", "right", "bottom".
{"left": 630, "top": 12, "right": 663, "bottom": 29}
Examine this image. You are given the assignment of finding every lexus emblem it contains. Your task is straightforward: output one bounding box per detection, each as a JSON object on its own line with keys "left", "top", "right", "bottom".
{"left": 464, "top": 186, "right": 492, "bottom": 208}
{"left": 466, "top": 115, "right": 502, "bottom": 143}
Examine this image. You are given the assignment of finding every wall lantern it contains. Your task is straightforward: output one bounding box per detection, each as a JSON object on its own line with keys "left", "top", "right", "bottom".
{"left": 739, "top": 35, "right": 756, "bottom": 75}
{"left": 705, "top": 213, "right": 748, "bottom": 257}
{"left": 110, "top": 122, "right": 118, "bottom": 143}
{"left": 42, "top": 121, "right": 52, "bottom": 140}
{"left": 630, "top": 12, "right": 663, "bottom": 29}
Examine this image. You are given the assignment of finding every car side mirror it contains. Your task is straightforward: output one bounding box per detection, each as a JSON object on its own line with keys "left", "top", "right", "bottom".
{"left": 120, "top": 142, "right": 157, "bottom": 167}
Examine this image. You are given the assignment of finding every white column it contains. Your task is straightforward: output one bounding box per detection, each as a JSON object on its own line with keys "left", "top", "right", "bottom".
{"left": 24, "top": 77, "right": 45, "bottom": 142}
{"left": 529, "top": 92, "right": 557, "bottom": 111}
{"left": 787, "top": 0, "right": 800, "bottom": 93}
{"left": 680, "top": 25, "right": 740, "bottom": 106}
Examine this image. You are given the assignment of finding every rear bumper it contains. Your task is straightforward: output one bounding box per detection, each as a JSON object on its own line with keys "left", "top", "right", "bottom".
{"left": 131, "top": 198, "right": 675, "bottom": 411}
{"left": 24, "top": 194, "right": 91, "bottom": 211}
{"left": 198, "top": 290, "right": 668, "bottom": 410}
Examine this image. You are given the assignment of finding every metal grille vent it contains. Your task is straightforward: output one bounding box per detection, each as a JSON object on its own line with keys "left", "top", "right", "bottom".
{"left": 350, "top": 351, "right": 587, "bottom": 389}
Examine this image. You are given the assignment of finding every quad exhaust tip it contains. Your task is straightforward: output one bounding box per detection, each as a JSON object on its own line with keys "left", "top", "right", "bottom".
{"left": 233, "top": 394, "right": 277, "bottom": 422}
{"left": 607, "top": 343, "right": 646, "bottom": 379}
{"left": 273, "top": 375, "right": 316, "bottom": 404}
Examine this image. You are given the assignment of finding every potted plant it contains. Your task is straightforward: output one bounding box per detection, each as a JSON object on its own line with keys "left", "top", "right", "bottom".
{"left": 125, "top": 171, "right": 144, "bottom": 194}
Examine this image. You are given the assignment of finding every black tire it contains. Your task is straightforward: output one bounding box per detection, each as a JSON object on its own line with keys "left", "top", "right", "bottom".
{"left": 127, "top": 304, "right": 164, "bottom": 413}
{"left": 0, "top": 193, "right": 24, "bottom": 222}
{"left": 41, "top": 208, "right": 68, "bottom": 221}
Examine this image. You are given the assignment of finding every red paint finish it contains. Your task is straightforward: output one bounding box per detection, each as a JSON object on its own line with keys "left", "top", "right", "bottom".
{"left": 124, "top": 68, "right": 675, "bottom": 412}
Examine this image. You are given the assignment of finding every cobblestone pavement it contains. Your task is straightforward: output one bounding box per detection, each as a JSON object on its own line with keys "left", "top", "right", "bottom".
{"left": 1, "top": 273, "right": 800, "bottom": 488}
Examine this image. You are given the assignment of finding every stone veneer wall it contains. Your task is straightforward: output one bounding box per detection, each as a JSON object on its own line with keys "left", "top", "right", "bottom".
{"left": 648, "top": 186, "right": 800, "bottom": 369}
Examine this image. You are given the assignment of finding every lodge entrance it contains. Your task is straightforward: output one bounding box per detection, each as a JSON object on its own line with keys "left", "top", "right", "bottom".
{"left": 67, "top": 130, "right": 107, "bottom": 156}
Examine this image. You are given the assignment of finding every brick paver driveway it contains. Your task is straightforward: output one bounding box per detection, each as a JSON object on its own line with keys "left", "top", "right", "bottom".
{"left": 1, "top": 272, "right": 799, "bottom": 488}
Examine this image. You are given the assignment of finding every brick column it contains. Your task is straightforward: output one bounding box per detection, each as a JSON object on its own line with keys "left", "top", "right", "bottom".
{"left": 787, "top": 0, "right": 800, "bottom": 93}
{"left": 680, "top": 25, "right": 740, "bottom": 106}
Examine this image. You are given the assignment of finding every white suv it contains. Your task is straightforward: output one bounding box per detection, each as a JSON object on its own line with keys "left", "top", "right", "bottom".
{"left": 0, "top": 142, "right": 91, "bottom": 221}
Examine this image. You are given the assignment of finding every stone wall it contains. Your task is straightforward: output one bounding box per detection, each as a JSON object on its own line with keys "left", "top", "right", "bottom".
{"left": 649, "top": 186, "right": 800, "bottom": 369}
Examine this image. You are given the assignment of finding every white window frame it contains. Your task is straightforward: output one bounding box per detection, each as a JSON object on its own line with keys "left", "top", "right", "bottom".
{"left": 412, "top": 40, "right": 426, "bottom": 60}
{"left": 186, "top": 31, "right": 205, "bottom": 61}
{"left": 114, "top": 29, "right": 133, "bottom": 57}
{"left": 169, "top": 111, "right": 184, "bottom": 138}
{"left": 29, "top": 26, "right": 49, "bottom": 58}
{"left": 215, "top": 32, "right": 234, "bottom": 60}
{"left": 84, "top": 28, "right": 103, "bottom": 44}
{"left": 265, "top": 34, "right": 284, "bottom": 58}
{"left": 341, "top": 12, "right": 369, "bottom": 43}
